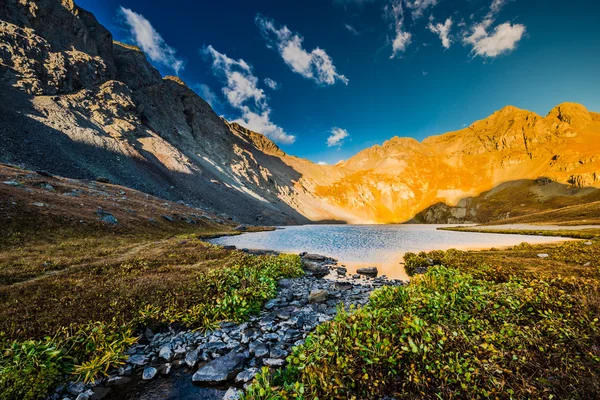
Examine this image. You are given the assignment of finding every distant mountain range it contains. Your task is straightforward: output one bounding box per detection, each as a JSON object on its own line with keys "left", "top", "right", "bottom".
{"left": 1, "top": 0, "right": 599, "bottom": 225}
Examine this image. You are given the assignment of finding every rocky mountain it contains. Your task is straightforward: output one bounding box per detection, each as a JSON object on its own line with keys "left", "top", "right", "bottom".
{"left": 1, "top": 0, "right": 599, "bottom": 225}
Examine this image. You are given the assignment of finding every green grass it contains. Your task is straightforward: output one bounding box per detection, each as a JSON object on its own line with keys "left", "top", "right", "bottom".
{"left": 244, "top": 241, "right": 600, "bottom": 399}
{"left": 0, "top": 238, "right": 303, "bottom": 400}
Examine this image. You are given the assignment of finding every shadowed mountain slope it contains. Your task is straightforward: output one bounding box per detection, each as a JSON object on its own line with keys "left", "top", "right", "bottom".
{"left": 1, "top": 0, "right": 599, "bottom": 225}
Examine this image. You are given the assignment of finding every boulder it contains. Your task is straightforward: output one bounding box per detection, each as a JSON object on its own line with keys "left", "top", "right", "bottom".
{"left": 185, "top": 349, "right": 200, "bottom": 368}
{"left": 192, "top": 350, "right": 246, "bottom": 384}
{"left": 308, "top": 289, "right": 328, "bottom": 303}
{"left": 142, "top": 366, "right": 157, "bottom": 380}
{"left": 158, "top": 344, "right": 173, "bottom": 362}
{"left": 357, "top": 267, "right": 378, "bottom": 277}
{"left": 235, "top": 367, "right": 260, "bottom": 384}
{"left": 302, "top": 254, "right": 327, "bottom": 261}
{"left": 537, "top": 254, "right": 549, "bottom": 259}
{"left": 302, "top": 260, "right": 329, "bottom": 277}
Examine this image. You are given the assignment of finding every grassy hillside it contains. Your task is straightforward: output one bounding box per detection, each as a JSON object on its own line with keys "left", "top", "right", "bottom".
{"left": 245, "top": 240, "right": 600, "bottom": 399}
{"left": 0, "top": 165, "right": 302, "bottom": 400}
{"left": 414, "top": 179, "right": 600, "bottom": 225}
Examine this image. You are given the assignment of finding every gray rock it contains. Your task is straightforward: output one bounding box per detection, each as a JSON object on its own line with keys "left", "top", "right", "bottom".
{"left": 235, "top": 367, "right": 260, "bottom": 384}
{"left": 249, "top": 340, "right": 269, "bottom": 358}
{"left": 96, "top": 210, "right": 118, "bottom": 225}
{"left": 161, "top": 215, "right": 174, "bottom": 222}
{"left": 234, "top": 224, "right": 248, "bottom": 231}
{"left": 68, "top": 382, "right": 86, "bottom": 395}
{"left": 91, "top": 387, "right": 111, "bottom": 400}
{"left": 158, "top": 344, "right": 173, "bottom": 361}
{"left": 263, "top": 358, "right": 286, "bottom": 367}
{"left": 302, "top": 254, "right": 327, "bottom": 261}
{"left": 127, "top": 354, "right": 147, "bottom": 366}
{"left": 264, "top": 299, "right": 278, "bottom": 310}
{"left": 537, "top": 253, "right": 549, "bottom": 259}
{"left": 584, "top": 241, "right": 593, "bottom": 246}
{"left": 302, "top": 260, "right": 329, "bottom": 278}
{"left": 185, "top": 349, "right": 200, "bottom": 368}
{"left": 336, "top": 267, "right": 347, "bottom": 276}
{"left": 223, "top": 387, "right": 242, "bottom": 400}
{"left": 308, "top": 289, "right": 328, "bottom": 303}
{"left": 106, "top": 376, "right": 131, "bottom": 387}
{"left": 158, "top": 363, "right": 172, "bottom": 376}
{"left": 3, "top": 181, "right": 21, "bottom": 186}
{"left": 192, "top": 350, "right": 247, "bottom": 384}
{"left": 75, "top": 390, "right": 93, "bottom": 400}
{"left": 278, "top": 278, "right": 293, "bottom": 288}
{"left": 357, "top": 267, "right": 378, "bottom": 276}
{"left": 142, "top": 366, "right": 157, "bottom": 380}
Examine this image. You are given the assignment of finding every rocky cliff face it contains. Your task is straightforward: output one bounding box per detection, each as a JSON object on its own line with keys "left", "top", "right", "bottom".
{"left": 1, "top": 0, "right": 599, "bottom": 225}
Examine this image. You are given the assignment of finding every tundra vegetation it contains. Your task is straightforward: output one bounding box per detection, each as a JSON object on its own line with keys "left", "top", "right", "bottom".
{"left": 0, "top": 227, "right": 303, "bottom": 400}
{"left": 244, "top": 240, "right": 600, "bottom": 399}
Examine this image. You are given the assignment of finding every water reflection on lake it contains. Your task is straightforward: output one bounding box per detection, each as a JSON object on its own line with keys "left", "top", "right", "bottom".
{"left": 210, "top": 224, "right": 570, "bottom": 280}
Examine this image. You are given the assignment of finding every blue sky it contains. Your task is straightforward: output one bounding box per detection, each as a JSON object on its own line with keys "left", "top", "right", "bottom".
{"left": 77, "top": 0, "right": 600, "bottom": 164}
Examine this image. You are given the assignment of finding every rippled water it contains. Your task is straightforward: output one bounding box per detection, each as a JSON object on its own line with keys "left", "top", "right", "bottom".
{"left": 210, "top": 224, "right": 570, "bottom": 280}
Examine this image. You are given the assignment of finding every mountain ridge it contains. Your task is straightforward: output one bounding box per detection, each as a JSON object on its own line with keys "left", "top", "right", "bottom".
{"left": 1, "top": 0, "right": 599, "bottom": 225}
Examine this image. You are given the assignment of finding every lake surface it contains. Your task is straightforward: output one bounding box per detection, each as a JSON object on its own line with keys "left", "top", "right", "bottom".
{"left": 210, "top": 224, "right": 571, "bottom": 280}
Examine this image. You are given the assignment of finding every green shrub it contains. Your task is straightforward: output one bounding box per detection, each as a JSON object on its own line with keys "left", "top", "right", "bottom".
{"left": 244, "top": 265, "right": 600, "bottom": 399}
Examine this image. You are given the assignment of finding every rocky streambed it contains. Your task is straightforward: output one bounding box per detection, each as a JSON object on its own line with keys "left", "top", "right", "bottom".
{"left": 48, "top": 253, "right": 406, "bottom": 400}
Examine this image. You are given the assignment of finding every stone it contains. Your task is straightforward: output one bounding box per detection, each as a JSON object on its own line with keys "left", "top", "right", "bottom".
{"left": 336, "top": 267, "right": 347, "bottom": 276}
{"left": 127, "top": 354, "right": 147, "bottom": 366}
{"left": 68, "top": 382, "right": 86, "bottom": 395}
{"left": 76, "top": 390, "right": 93, "bottom": 400}
{"left": 537, "top": 254, "right": 549, "bottom": 259}
{"left": 223, "top": 387, "right": 242, "bottom": 400}
{"left": 192, "top": 350, "right": 247, "bottom": 384}
{"left": 270, "top": 346, "right": 287, "bottom": 359}
{"left": 583, "top": 262, "right": 592, "bottom": 267}
{"left": 235, "top": 367, "right": 260, "bottom": 384}
{"left": 308, "top": 289, "right": 328, "bottom": 303}
{"left": 352, "top": 274, "right": 360, "bottom": 279}
{"left": 158, "top": 363, "right": 172, "bottom": 376}
{"left": 185, "top": 349, "right": 200, "bottom": 368}
{"left": 302, "top": 261, "right": 329, "bottom": 277}
{"left": 234, "top": 224, "right": 248, "bottom": 231}
{"left": 302, "top": 254, "right": 327, "bottom": 261}
{"left": 584, "top": 241, "right": 593, "bottom": 246}
{"left": 249, "top": 340, "right": 269, "bottom": 358}
{"left": 96, "top": 209, "right": 117, "bottom": 225}
{"left": 3, "top": 181, "right": 21, "bottom": 186}
{"left": 161, "top": 215, "right": 174, "bottom": 222}
{"left": 278, "top": 278, "right": 293, "bottom": 288}
{"left": 264, "top": 299, "right": 278, "bottom": 310}
{"left": 158, "top": 344, "right": 173, "bottom": 361}
{"left": 263, "top": 358, "right": 286, "bottom": 367}
{"left": 356, "top": 267, "right": 378, "bottom": 276}
{"left": 106, "top": 376, "right": 131, "bottom": 387}
{"left": 142, "top": 366, "right": 157, "bottom": 380}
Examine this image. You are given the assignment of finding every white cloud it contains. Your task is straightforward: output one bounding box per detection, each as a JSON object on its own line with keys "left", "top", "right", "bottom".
{"left": 427, "top": 17, "right": 453, "bottom": 49}
{"left": 317, "top": 161, "right": 328, "bottom": 166}
{"left": 203, "top": 45, "right": 295, "bottom": 144}
{"left": 193, "top": 84, "right": 220, "bottom": 108}
{"left": 327, "top": 127, "right": 350, "bottom": 147}
{"left": 387, "top": 1, "right": 412, "bottom": 58}
{"left": 256, "top": 15, "right": 349, "bottom": 86}
{"left": 118, "top": 7, "right": 184, "bottom": 74}
{"left": 422, "top": 71, "right": 428, "bottom": 76}
{"left": 233, "top": 108, "right": 295, "bottom": 144}
{"left": 490, "top": 0, "right": 509, "bottom": 15}
{"left": 264, "top": 78, "right": 279, "bottom": 90}
{"left": 463, "top": 21, "right": 525, "bottom": 58}
{"left": 405, "top": 0, "right": 439, "bottom": 19}
{"left": 345, "top": 24, "right": 359, "bottom": 36}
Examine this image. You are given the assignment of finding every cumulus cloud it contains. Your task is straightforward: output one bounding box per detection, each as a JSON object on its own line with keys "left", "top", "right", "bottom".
{"left": 463, "top": 21, "right": 525, "bottom": 58}
{"left": 193, "top": 84, "right": 220, "bottom": 108}
{"left": 427, "top": 17, "right": 453, "bottom": 49}
{"left": 203, "top": 45, "right": 295, "bottom": 144}
{"left": 317, "top": 161, "right": 329, "bottom": 165}
{"left": 118, "top": 7, "right": 184, "bottom": 74}
{"left": 327, "top": 127, "right": 350, "bottom": 147}
{"left": 404, "top": 0, "right": 439, "bottom": 19}
{"left": 345, "top": 24, "right": 359, "bottom": 36}
{"left": 256, "top": 15, "right": 349, "bottom": 86}
{"left": 264, "top": 78, "right": 279, "bottom": 90}
{"left": 386, "top": 1, "right": 413, "bottom": 58}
